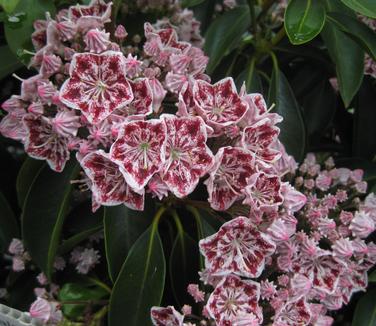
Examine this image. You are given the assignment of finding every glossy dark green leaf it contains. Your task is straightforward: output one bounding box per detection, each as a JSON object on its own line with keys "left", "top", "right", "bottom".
{"left": 169, "top": 232, "right": 200, "bottom": 307}
{"left": 104, "top": 200, "right": 154, "bottom": 282}
{"left": 353, "top": 77, "right": 376, "bottom": 159}
{"left": 340, "top": 0, "right": 376, "bottom": 18}
{"left": 22, "top": 159, "right": 79, "bottom": 280}
{"left": 108, "top": 225, "right": 165, "bottom": 326}
{"left": 321, "top": 19, "right": 364, "bottom": 107}
{"left": 327, "top": 12, "right": 376, "bottom": 60}
{"left": 268, "top": 69, "right": 306, "bottom": 161}
{"left": 302, "top": 79, "right": 336, "bottom": 136}
{"left": 285, "top": 0, "right": 326, "bottom": 45}
{"left": 352, "top": 288, "right": 376, "bottom": 325}
{"left": 369, "top": 270, "right": 376, "bottom": 282}
{"left": 204, "top": 6, "right": 250, "bottom": 73}
{"left": 0, "top": 0, "right": 20, "bottom": 13}
{"left": 182, "top": 0, "right": 205, "bottom": 7}
{"left": 0, "top": 45, "right": 22, "bottom": 80}
{"left": 16, "top": 158, "right": 45, "bottom": 208}
{"left": 4, "top": 0, "right": 55, "bottom": 61}
{"left": 0, "top": 191, "right": 19, "bottom": 252}
{"left": 59, "top": 283, "right": 109, "bottom": 319}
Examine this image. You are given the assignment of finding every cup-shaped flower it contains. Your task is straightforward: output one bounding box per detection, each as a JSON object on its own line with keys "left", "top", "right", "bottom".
{"left": 60, "top": 51, "right": 133, "bottom": 124}
{"left": 205, "top": 146, "right": 256, "bottom": 211}
{"left": 161, "top": 114, "right": 214, "bottom": 198}
{"left": 206, "top": 275, "right": 263, "bottom": 326}
{"left": 193, "top": 77, "right": 248, "bottom": 128}
{"left": 24, "top": 115, "right": 70, "bottom": 172}
{"left": 243, "top": 172, "right": 283, "bottom": 211}
{"left": 110, "top": 119, "right": 166, "bottom": 191}
{"left": 80, "top": 150, "right": 144, "bottom": 210}
{"left": 199, "top": 216, "right": 276, "bottom": 278}
{"left": 151, "top": 306, "right": 184, "bottom": 326}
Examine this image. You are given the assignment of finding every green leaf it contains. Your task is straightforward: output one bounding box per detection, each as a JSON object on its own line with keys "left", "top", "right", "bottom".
{"left": 0, "top": 0, "right": 20, "bottom": 13}
{"left": 321, "top": 20, "right": 364, "bottom": 107}
{"left": 369, "top": 270, "right": 376, "bottom": 282}
{"left": 169, "top": 232, "right": 200, "bottom": 307}
{"left": 4, "top": 0, "right": 55, "bottom": 61}
{"left": 302, "top": 79, "right": 336, "bottom": 136}
{"left": 16, "top": 158, "right": 45, "bottom": 208}
{"left": 204, "top": 6, "right": 250, "bottom": 73}
{"left": 268, "top": 68, "right": 306, "bottom": 162}
{"left": 182, "top": 0, "right": 205, "bottom": 7}
{"left": 104, "top": 199, "right": 154, "bottom": 282}
{"left": 353, "top": 76, "right": 376, "bottom": 160}
{"left": 22, "top": 159, "right": 79, "bottom": 280}
{"left": 0, "top": 45, "right": 22, "bottom": 80}
{"left": 285, "top": 0, "right": 326, "bottom": 45}
{"left": 352, "top": 288, "right": 376, "bottom": 325}
{"left": 59, "top": 283, "right": 109, "bottom": 319}
{"left": 0, "top": 191, "right": 19, "bottom": 252}
{"left": 108, "top": 225, "right": 165, "bottom": 326}
{"left": 327, "top": 12, "right": 376, "bottom": 60}
{"left": 340, "top": 0, "right": 376, "bottom": 18}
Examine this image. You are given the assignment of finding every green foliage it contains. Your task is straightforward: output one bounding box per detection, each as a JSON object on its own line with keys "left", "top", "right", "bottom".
{"left": 340, "top": 0, "right": 376, "bottom": 18}
{"left": 4, "top": 0, "right": 55, "bottom": 63}
{"left": 169, "top": 231, "right": 200, "bottom": 307}
{"left": 59, "top": 283, "right": 109, "bottom": 319}
{"left": 352, "top": 288, "right": 376, "bottom": 325}
{"left": 0, "top": 45, "right": 22, "bottom": 80}
{"left": 204, "top": 6, "right": 250, "bottom": 73}
{"left": 0, "top": 0, "right": 20, "bottom": 13}
{"left": 108, "top": 223, "right": 165, "bottom": 326}
{"left": 268, "top": 67, "right": 306, "bottom": 161}
{"left": 0, "top": 191, "right": 19, "bottom": 253}
{"left": 327, "top": 12, "right": 376, "bottom": 60}
{"left": 285, "top": 0, "right": 326, "bottom": 45}
{"left": 21, "top": 159, "right": 79, "bottom": 280}
{"left": 104, "top": 201, "right": 154, "bottom": 282}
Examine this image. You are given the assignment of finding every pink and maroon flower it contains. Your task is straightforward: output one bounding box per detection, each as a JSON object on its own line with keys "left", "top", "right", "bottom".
{"left": 80, "top": 150, "right": 144, "bottom": 210}
{"left": 199, "top": 216, "right": 276, "bottom": 278}
{"left": 23, "top": 115, "right": 70, "bottom": 172}
{"left": 293, "top": 251, "right": 345, "bottom": 295}
{"left": 206, "top": 275, "right": 263, "bottom": 326}
{"left": 60, "top": 51, "right": 133, "bottom": 124}
{"left": 114, "top": 78, "right": 153, "bottom": 118}
{"left": 205, "top": 146, "right": 256, "bottom": 211}
{"left": 241, "top": 118, "right": 281, "bottom": 165}
{"left": 150, "top": 306, "right": 184, "bottom": 326}
{"left": 161, "top": 114, "right": 214, "bottom": 198}
{"left": 110, "top": 119, "right": 166, "bottom": 191}
{"left": 274, "top": 298, "right": 312, "bottom": 326}
{"left": 193, "top": 77, "right": 248, "bottom": 127}
{"left": 243, "top": 172, "right": 284, "bottom": 211}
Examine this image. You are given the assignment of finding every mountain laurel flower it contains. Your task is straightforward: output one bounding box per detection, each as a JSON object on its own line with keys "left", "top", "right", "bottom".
{"left": 80, "top": 150, "right": 144, "bottom": 210}
{"left": 151, "top": 306, "right": 184, "bottom": 326}
{"left": 206, "top": 275, "right": 263, "bottom": 325}
{"left": 114, "top": 24, "right": 128, "bottom": 40}
{"left": 199, "top": 216, "right": 276, "bottom": 278}
{"left": 60, "top": 51, "right": 133, "bottom": 124}
{"left": 205, "top": 146, "right": 256, "bottom": 211}
{"left": 161, "top": 114, "right": 214, "bottom": 198}
{"left": 110, "top": 119, "right": 166, "bottom": 191}
{"left": 51, "top": 109, "right": 81, "bottom": 137}
{"left": 193, "top": 77, "right": 248, "bottom": 128}
{"left": 349, "top": 211, "right": 375, "bottom": 238}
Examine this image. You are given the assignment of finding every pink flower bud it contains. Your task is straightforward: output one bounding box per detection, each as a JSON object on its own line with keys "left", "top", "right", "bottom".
{"left": 84, "top": 28, "right": 110, "bottom": 53}
{"left": 51, "top": 109, "right": 81, "bottom": 137}
{"left": 8, "top": 238, "right": 24, "bottom": 255}
{"left": 114, "top": 24, "right": 128, "bottom": 40}
{"left": 30, "top": 298, "right": 51, "bottom": 322}
{"left": 40, "top": 54, "right": 62, "bottom": 77}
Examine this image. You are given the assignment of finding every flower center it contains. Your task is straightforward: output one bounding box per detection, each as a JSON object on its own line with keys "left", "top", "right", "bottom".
{"left": 212, "top": 106, "right": 225, "bottom": 115}
{"left": 96, "top": 80, "right": 107, "bottom": 92}
{"left": 170, "top": 148, "right": 180, "bottom": 160}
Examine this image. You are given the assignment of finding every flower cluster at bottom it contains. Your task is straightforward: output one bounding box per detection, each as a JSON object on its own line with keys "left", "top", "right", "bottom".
{"left": 151, "top": 154, "right": 376, "bottom": 326}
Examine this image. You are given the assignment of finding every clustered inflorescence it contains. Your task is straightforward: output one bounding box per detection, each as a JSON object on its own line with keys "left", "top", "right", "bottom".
{"left": 1, "top": 1, "right": 375, "bottom": 325}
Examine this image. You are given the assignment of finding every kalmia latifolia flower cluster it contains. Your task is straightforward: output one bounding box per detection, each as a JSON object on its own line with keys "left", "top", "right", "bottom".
{"left": 1, "top": 1, "right": 375, "bottom": 325}
{"left": 152, "top": 155, "right": 376, "bottom": 325}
